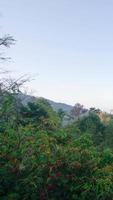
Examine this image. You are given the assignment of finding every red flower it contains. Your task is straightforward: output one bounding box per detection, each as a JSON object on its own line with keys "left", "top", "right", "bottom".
{"left": 56, "top": 172, "right": 61, "bottom": 178}
{"left": 47, "top": 184, "right": 54, "bottom": 191}
{"left": 50, "top": 165, "right": 56, "bottom": 171}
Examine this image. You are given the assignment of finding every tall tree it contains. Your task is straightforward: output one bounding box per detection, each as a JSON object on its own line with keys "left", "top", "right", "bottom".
{"left": 70, "top": 103, "right": 84, "bottom": 120}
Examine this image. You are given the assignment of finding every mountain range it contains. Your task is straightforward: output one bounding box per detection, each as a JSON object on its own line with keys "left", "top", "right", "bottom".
{"left": 18, "top": 93, "right": 73, "bottom": 113}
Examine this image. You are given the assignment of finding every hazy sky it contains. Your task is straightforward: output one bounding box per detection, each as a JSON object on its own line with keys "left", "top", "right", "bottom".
{"left": 0, "top": 0, "right": 113, "bottom": 111}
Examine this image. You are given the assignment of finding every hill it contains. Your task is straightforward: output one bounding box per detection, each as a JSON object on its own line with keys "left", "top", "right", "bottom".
{"left": 18, "top": 93, "right": 73, "bottom": 113}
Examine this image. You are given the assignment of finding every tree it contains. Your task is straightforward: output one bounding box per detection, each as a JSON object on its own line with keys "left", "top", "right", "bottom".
{"left": 104, "top": 119, "right": 113, "bottom": 149}
{"left": 70, "top": 103, "right": 84, "bottom": 120}
{"left": 0, "top": 35, "right": 15, "bottom": 60}
{"left": 78, "top": 112, "right": 105, "bottom": 145}
{"left": 19, "top": 98, "right": 60, "bottom": 131}
{"left": 0, "top": 74, "right": 32, "bottom": 133}
{"left": 58, "top": 108, "right": 66, "bottom": 124}
{"left": 90, "top": 107, "right": 101, "bottom": 114}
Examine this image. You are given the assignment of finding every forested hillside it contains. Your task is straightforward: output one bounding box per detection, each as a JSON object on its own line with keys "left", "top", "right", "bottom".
{"left": 18, "top": 93, "right": 73, "bottom": 113}
{"left": 18, "top": 93, "right": 89, "bottom": 127}
{"left": 1, "top": 34, "right": 113, "bottom": 200}
{"left": 1, "top": 77, "right": 113, "bottom": 200}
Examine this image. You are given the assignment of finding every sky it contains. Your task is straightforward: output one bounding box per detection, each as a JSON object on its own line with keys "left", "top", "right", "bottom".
{"left": 0, "top": 0, "right": 113, "bottom": 111}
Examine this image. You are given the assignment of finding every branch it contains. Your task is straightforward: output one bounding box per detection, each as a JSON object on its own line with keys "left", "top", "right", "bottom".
{"left": 0, "top": 35, "right": 16, "bottom": 61}
{"left": 0, "top": 35, "right": 15, "bottom": 47}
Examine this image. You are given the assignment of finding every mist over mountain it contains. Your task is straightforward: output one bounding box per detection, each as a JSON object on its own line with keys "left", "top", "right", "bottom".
{"left": 18, "top": 93, "right": 73, "bottom": 113}
{"left": 18, "top": 93, "right": 89, "bottom": 127}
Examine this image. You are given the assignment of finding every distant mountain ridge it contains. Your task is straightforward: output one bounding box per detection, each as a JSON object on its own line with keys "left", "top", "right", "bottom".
{"left": 18, "top": 93, "right": 73, "bottom": 113}
{"left": 46, "top": 99, "right": 73, "bottom": 113}
{"left": 18, "top": 93, "right": 89, "bottom": 126}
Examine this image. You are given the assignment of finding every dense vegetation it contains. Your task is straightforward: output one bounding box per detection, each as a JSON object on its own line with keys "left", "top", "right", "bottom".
{"left": 1, "top": 35, "right": 113, "bottom": 200}
{"left": 1, "top": 85, "right": 113, "bottom": 200}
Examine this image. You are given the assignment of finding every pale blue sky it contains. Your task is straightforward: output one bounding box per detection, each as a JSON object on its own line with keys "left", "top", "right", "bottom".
{"left": 0, "top": 0, "right": 113, "bottom": 111}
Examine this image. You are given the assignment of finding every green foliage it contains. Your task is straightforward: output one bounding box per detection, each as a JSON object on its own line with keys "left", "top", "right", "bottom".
{"left": 0, "top": 92, "right": 22, "bottom": 132}
{"left": 20, "top": 98, "right": 60, "bottom": 131}
{"left": 104, "top": 119, "right": 113, "bottom": 149}
{"left": 1, "top": 129, "right": 113, "bottom": 200}
{"left": 1, "top": 92, "right": 113, "bottom": 199}
{"left": 58, "top": 108, "right": 66, "bottom": 124}
{"left": 67, "top": 112, "right": 106, "bottom": 146}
